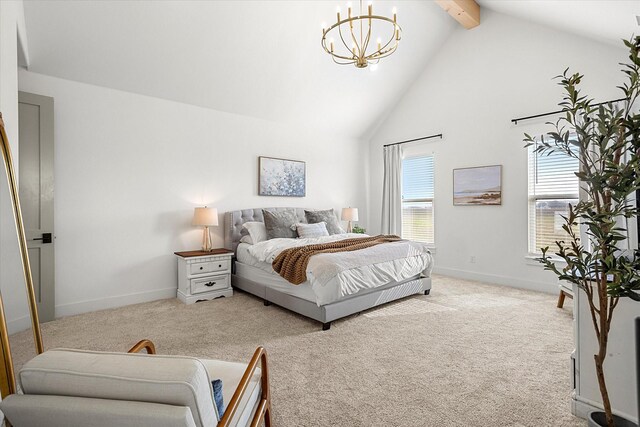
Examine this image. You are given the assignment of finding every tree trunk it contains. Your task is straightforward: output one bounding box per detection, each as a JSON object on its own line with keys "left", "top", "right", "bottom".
{"left": 594, "top": 340, "right": 614, "bottom": 426}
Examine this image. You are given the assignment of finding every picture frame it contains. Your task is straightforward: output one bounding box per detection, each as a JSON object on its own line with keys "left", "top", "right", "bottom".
{"left": 258, "top": 156, "right": 306, "bottom": 197}
{"left": 453, "top": 165, "right": 502, "bottom": 206}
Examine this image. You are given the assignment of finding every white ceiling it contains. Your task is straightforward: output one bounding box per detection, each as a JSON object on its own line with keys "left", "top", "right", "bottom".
{"left": 22, "top": 1, "right": 639, "bottom": 139}
{"left": 478, "top": 0, "right": 640, "bottom": 47}
{"left": 22, "top": 1, "right": 456, "bottom": 139}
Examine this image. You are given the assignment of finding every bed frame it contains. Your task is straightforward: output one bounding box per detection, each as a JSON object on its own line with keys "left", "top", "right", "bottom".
{"left": 224, "top": 208, "right": 431, "bottom": 330}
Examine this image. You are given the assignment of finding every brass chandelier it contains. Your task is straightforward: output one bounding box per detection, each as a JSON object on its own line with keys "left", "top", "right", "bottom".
{"left": 321, "top": 0, "right": 402, "bottom": 68}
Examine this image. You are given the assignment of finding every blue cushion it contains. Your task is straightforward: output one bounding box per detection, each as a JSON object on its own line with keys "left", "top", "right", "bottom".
{"left": 212, "top": 379, "right": 225, "bottom": 418}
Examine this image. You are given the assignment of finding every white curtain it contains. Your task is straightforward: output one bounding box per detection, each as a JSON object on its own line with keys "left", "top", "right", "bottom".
{"left": 381, "top": 144, "right": 403, "bottom": 235}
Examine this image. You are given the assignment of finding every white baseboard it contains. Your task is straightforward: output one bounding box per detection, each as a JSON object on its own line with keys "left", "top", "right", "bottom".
{"left": 55, "top": 287, "right": 177, "bottom": 318}
{"left": 432, "top": 266, "right": 557, "bottom": 294}
{"left": 7, "top": 315, "right": 32, "bottom": 335}
{"left": 6, "top": 287, "right": 178, "bottom": 334}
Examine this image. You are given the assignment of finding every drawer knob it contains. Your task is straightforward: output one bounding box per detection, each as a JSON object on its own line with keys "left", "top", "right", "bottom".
{"left": 205, "top": 282, "right": 216, "bottom": 287}
{"left": 199, "top": 267, "right": 203, "bottom": 270}
{"left": 218, "top": 264, "right": 222, "bottom": 268}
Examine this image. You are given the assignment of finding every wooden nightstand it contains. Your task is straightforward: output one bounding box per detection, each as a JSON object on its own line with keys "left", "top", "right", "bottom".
{"left": 175, "top": 249, "right": 234, "bottom": 304}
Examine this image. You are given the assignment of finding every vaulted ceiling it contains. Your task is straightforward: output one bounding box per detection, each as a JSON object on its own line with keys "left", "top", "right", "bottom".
{"left": 22, "top": 1, "right": 455, "bottom": 139}
{"left": 22, "top": 1, "right": 639, "bottom": 139}
{"left": 478, "top": 0, "right": 639, "bottom": 47}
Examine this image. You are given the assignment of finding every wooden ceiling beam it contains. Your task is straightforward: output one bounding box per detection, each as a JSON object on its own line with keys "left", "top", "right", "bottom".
{"left": 435, "top": 0, "right": 480, "bottom": 30}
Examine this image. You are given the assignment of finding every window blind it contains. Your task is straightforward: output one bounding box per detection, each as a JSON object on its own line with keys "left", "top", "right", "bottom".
{"left": 402, "top": 156, "right": 434, "bottom": 245}
{"left": 528, "top": 143, "right": 579, "bottom": 254}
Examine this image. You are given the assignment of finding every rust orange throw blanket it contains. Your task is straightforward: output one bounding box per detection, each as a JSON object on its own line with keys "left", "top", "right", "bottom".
{"left": 272, "top": 235, "right": 402, "bottom": 285}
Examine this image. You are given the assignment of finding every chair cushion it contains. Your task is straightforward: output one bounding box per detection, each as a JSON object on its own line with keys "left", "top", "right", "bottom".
{"left": 17, "top": 349, "right": 218, "bottom": 427}
{"left": 200, "top": 358, "right": 262, "bottom": 426}
{"left": 0, "top": 394, "right": 198, "bottom": 427}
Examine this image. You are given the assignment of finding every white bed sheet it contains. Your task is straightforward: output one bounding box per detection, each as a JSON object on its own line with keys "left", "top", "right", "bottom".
{"left": 234, "top": 261, "right": 317, "bottom": 303}
{"left": 237, "top": 243, "right": 269, "bottom": 270}
{"left": 237, "top": 238, "right": 432, "bottom": 306}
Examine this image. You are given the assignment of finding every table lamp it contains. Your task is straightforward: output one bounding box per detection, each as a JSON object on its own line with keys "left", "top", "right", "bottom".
{"left": 341, "top": 207, "right": 359, "bottom": 233}
{"left": 192, "top": 206, "right": 218, "bottom": 251}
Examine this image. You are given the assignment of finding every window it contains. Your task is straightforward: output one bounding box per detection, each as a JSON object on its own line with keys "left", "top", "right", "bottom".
{"left": 402, "top": 155, "right": 434, "bottom": 245}
{"left": 528, "top": 141, "right": 579, "bottom": 254}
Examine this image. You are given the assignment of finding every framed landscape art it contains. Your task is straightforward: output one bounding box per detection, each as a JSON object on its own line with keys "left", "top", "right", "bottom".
{"left": 453, "top": 165, "right": 502, "bottom": 205}
{"left": 259, "top": 156, "right": 306, "bottom": 197}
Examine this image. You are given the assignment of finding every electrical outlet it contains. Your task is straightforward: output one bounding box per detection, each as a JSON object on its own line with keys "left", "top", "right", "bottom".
{"left": 470, "top": 256, "right": 476, "bottom": 263}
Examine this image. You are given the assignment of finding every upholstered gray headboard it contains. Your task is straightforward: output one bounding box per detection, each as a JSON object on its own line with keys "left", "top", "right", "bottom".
{"left": 224, "top": 208, "right": 308, "bottom": 252}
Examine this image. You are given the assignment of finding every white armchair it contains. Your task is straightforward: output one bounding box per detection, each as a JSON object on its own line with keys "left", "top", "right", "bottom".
{"left": 0, "top": 340, "right": 272, "bottom": 427}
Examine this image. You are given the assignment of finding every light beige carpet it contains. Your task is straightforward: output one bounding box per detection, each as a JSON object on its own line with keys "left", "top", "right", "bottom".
{"left": 10, "top": 275, "right": 584, "bottom": 426}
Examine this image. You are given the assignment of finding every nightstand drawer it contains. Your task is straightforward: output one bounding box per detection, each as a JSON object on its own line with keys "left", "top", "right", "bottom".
{"left": 191, "top": 275, "right": 229, "bottom": 295}
{"left": 190, "top": 259, "right": 230, "bottom": 275}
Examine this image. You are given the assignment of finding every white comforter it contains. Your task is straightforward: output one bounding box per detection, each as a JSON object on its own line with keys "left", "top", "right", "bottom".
{"left": 247, "top": 234, "right": 433, "bottom": 306}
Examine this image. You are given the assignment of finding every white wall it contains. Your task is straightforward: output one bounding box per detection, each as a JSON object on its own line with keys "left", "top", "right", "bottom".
{"left": 17, "top": 70, "right": 368, "bottom": 322}
{"left": 367, "top": 9, "right": 628, "bottom": 293}
{"left": 0, "top": 0, "right": 34, "bottom": 334}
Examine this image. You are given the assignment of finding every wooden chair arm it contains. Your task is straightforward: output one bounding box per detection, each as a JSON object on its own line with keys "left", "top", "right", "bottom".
{"left": 127, "top": 339, "right": 156, "bottom": 354}
{"left": 218, "top": 346, "right": 272, "bottom": 427}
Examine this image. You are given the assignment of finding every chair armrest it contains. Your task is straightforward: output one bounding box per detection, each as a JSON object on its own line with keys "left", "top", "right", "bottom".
{"left": 127, "top": 339, "right": 156, "bottom": 355}
{"left": 218, "top": 347, "right": 272, "bottom": 427}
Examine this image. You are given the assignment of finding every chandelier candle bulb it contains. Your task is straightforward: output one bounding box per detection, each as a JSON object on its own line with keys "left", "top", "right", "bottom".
{"left": 377, "top": 37, "right": 381, "bottom": 51}
{"left": 393, "top": 7, "right": 397, "bottom": 23}
{"left": 368, "top": 2, "right": 372, "bottom": 16}
{"left": 337, "top": 6, "right": 340, "bottom": 21}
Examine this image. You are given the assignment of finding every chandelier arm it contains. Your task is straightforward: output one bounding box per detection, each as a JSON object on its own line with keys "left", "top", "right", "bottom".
{"left": 360, "top": 0, "right": 365, "bottom": 50}
{"left": 332, "top": 55, "right": 355, "bottom": 66}
{"left": 348, "top": 19, "right": 361, "bottom": 58}
{"left": 372, "top": 44, "right": 398, "bottom": 61}
{"left": 373, "top": 29, "right": 400, "bottom": 57}
{"left": 321, "top": 35, "right": 358, "bottom": 61}
{"left": 362, "top": 18, "right": 372, "bottom": 57}
{"left": 321, "top": 32, "right": 356, "bottom": 61}
{"left": 338, "top": 24, "right": 356, "bottom": 60}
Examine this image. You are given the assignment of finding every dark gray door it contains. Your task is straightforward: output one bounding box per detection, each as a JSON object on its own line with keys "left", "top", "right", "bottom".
{"left": 18, "top": 91, "right": 55, "bottom": 322}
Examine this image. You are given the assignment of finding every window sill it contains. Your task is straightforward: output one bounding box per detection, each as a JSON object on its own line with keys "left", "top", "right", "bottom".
{"left": 525, "top": 254, "right": 566, "bottom": 267}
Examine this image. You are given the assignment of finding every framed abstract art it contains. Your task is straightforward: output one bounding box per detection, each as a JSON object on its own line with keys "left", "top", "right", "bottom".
{"left": 258, "top": 156, "right": 306, "bottom": 197}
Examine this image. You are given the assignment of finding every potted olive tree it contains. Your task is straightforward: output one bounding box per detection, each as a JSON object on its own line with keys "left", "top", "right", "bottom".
{"left": 525, "top": 37, "right": 640, "bottom": 427}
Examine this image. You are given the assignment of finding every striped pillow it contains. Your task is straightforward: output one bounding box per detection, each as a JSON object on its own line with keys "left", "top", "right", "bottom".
{"left": 295, "top": 222, "right": 329, "bottom": 238}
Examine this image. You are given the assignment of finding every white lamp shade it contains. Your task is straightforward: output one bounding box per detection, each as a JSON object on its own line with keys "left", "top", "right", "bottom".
{"left": 341, "top": 207, "right": 359, "bottom": 222}
{"left": 192, "top": 207, "right": 219, "bottom": 226}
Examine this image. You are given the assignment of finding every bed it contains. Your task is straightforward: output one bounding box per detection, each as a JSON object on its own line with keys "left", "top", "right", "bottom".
{"left": 224, "top": 208, "right": 433, "bottom": 330}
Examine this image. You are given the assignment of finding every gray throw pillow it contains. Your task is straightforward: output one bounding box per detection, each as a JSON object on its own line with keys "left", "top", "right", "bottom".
{"left": 304, "top": 209, "right": 345, "bottom": 235}
{"left": 295, "top": 222, "right": 329, "bottom": 239}
{"left": 262, "top": 209, "right": 298, "bottom": 239}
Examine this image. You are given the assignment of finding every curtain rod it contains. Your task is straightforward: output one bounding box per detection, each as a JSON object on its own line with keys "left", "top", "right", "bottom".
{"left": 511, "top": 97, "right": 627, "bottom": 125}
{"left": 383, "top": 133, "right": 443, "bottom": 148}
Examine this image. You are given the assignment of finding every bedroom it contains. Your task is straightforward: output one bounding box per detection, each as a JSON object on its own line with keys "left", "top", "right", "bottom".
{"left": 0, "top": 0, "right": 638, "bottom": 426}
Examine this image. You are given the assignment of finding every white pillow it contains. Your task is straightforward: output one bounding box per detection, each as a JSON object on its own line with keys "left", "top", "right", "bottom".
{"left": 240, "top": 235, "right": 253, "bottom": 245}
{"left": 295, "top": 222, "right": 329, "bottom": 239}
{"left": 242, "top": 221, "right": 268, "bottom": 244}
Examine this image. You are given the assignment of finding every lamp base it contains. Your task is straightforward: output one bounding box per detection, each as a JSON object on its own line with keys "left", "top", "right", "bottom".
{"left": 201, "top": 226, "right": 212, "bottom": 252}
{"left": 347, "top": 221, "right": 352, "bottom": 233}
